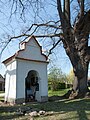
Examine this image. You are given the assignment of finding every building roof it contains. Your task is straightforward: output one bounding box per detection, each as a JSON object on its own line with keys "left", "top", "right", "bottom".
{"left": 0, "top": 74, "right": 4, "bottom": 82}
{"left": 0, "top": 74, "right": 3, "bottom": 79}
{"left": 2, "top": 36, "right": 48, "bottom": 65}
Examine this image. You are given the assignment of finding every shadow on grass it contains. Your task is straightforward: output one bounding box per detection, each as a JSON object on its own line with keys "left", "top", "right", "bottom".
{"left": 32, "top": 97, "right": 90, "bottom": 120}
{"left": 0, "top": 97, "right": 90, "bottom": 120}
{"left": 0, "top": 114, "right": 23, "bottom": 120}
{"left": 0, "top": 105, "right": 20, "bottom": 119}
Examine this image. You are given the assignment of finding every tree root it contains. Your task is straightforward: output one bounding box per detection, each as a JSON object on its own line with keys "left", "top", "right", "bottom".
{"left": 63, "top": 89, "right": 90, "bottom": 99}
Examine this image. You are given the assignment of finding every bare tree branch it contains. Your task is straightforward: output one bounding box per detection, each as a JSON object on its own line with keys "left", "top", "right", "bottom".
{"left": 57, "top": 0, "right": 64, "bottom": 29}
{"left": 77, "top": 0, "right": 84, "bottom": 16}
{"left": 48, "top": 38, "right": 62, "bottom": 56}
{"left": 26, "top": 22, "right": 61, "bottom": 33}
{"left": 80, "top": 0, "right": 84, "bottom": 16}
{"left": 0, "top": 32, "right": 63, "bottom": 56}
{"left": 64, "top": 0, "right": 70, "bottom": 25}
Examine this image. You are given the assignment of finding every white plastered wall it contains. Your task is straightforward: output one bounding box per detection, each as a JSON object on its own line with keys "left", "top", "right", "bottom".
{"left": 18, "top": 37, "right": 46, "bottom": 61}
{"left": 16, "top": 59, "right": 48, "bottom": 102}
{"left": 5, "top": 60, "right": 16, "bottom": 101}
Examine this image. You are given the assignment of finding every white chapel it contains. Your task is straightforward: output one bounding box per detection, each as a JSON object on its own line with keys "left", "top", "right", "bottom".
{"left": 3, "top": 36, "right": 49, "bottom": 103}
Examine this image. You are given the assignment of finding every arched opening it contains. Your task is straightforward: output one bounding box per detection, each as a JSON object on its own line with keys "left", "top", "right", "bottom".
{"left": 25, "top": 70, "right": 39, "bottom": 102}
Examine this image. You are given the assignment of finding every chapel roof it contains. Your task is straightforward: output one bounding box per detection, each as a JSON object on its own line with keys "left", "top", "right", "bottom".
{"left": 2, "top": 36, "right": 48, "bottom": 64}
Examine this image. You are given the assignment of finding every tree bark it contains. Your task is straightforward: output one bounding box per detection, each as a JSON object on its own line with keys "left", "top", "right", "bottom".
{"left": 65, "top": 38, "right": 89, "bottom": 98}
{"left": 73, "top": 62, "right": 89, "bottom": 93}
{"left": 57, "top": 1, "right": 90, "bottom": 98}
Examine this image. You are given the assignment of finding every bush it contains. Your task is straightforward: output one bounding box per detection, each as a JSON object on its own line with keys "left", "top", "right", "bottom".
{"left": 66, "top": 84, "right": 73, "bottom": 88}
{"left": 48, "top": 67, "right": 67, "bottom": 91}
{"left": 48, "top": 80, "right": 66, "bottom": 91}
{"left": 51, "top": 80, "right": 58, "bottom": 91}
{"left": 48, "top": 83, "right": 51, "bottom": 90}
{"left": 58, "top": 82, "right": 66, "bottom": 89}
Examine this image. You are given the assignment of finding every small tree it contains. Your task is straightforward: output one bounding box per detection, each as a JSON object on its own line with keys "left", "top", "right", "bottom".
{"left": 48, "top": 67, "right": 67, "bottom": 90}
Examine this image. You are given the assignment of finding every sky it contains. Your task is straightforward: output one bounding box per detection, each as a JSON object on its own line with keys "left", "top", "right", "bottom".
{"left": 0, "top": 36, "right": 73, "bottom": 76}
{"left": 0, "top": 0, "right": 90, "bottom": 77}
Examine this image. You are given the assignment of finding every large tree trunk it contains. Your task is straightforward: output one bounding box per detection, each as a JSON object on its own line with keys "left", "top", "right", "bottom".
{"left": 57, "top": 0, "right": 90, "bottom": 98}
{"left": 64, "top": 45, "right": 89, "bottom": 98}
{"left": 66, "top": 29, "right": 89, "bottom": 97}
{"left": 64, "top": 38, "right": 89, "bottom": 98}
{"left": 73, "top": 62, "right": 89, "bottom": 94}
{"left": 71, "top": 11, "right": 90, "bottom": 96}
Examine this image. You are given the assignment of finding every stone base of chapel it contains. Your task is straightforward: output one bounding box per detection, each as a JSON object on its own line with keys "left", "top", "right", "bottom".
{"left": 5, "top": 96, "right": 48, "bottom": 104}
{"left": 5, "top": 98, "right": 25, "bottom": 104}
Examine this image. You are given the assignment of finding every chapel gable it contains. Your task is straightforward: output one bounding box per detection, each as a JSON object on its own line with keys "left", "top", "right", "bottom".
{"left": 17, "top": 36, "right": 47, "bottom": 61}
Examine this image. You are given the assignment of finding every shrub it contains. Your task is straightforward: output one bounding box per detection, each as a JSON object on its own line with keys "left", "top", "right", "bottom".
{"left": 48, "top": 67, "right": 67, "bottom": 91}
{"left": 51, "top": 80, "right": 59, "bottom": 91}
{"left": 58, "top": 82, "right": 66, "bottom": 89}
{"left": 48, "top": 80, "right": 66, "bottom": 91}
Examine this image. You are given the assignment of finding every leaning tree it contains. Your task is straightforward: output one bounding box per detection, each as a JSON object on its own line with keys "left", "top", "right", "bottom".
{"left": 57, "top": 0, "right": 90, "bottom": 97}
{"left": 1, "top": 0, "right": 90, "bottom": 98}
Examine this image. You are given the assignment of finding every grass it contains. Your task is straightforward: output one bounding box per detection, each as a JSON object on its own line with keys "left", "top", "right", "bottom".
{"left": 0, "top": 91, "right": 4, "bottom": 93}
{"left": 0, "top": 89, "right": 90, "bottom": 120}
{"left": 48, "top": 88, "right": 70, "bottom": 96}
{"left": 0, "top": 97, "right": 4, "bottom": 101}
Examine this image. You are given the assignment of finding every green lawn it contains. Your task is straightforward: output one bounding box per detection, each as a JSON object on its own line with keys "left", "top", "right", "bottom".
{"left": 0, "top": 89, "right": 90, "bottom": 120}
{"left": 48, "top": 88, "right": 70, "bottom": 96}
{"left": 0, "top": 91, "right": 4, "bottom": 93}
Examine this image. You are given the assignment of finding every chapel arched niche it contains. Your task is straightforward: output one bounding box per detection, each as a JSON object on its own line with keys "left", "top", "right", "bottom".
{"left": 25, "top": 70, "right": 39, "bottom": 102}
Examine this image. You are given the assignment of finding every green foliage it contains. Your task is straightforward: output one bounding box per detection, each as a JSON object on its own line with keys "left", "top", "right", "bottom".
{"left": 58, "top": 82, "right": 66, "bottom": 89}
{"left": 48, "top": 67, "right": 67, "bottom": 91}
{"left": 0, "top": 91, "right": 4, "bottom": 93}
{"left": 66, "top": 68, "right": 74, "bottom": 84}
{"left": 50, "top": 80, "right": 58, "bottom": 91}
{"left": 50, "top": 81, "right": 66, "bottom": 91}
{"left": 48, "top": 88, "right": 70, "bottom": 97}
